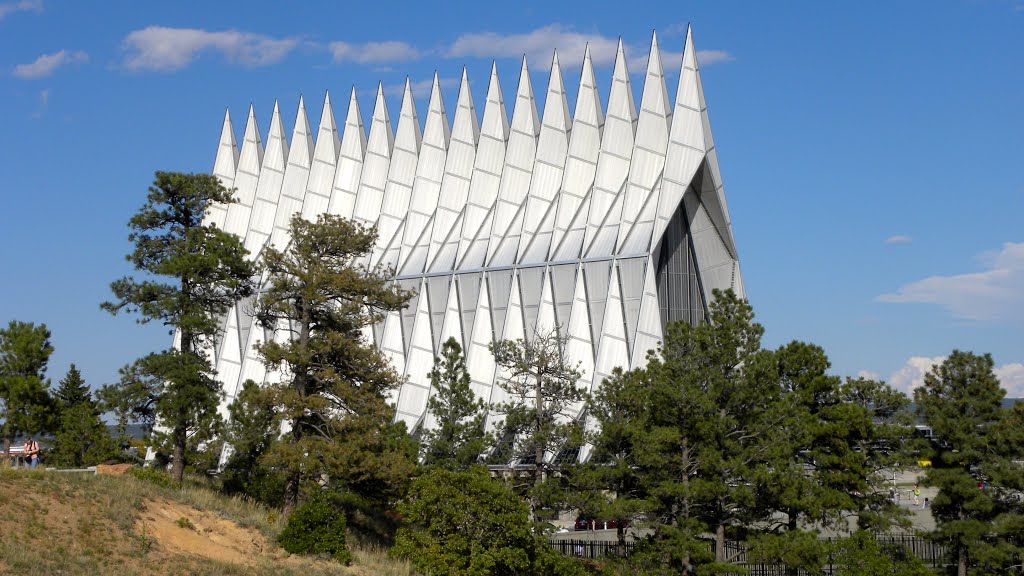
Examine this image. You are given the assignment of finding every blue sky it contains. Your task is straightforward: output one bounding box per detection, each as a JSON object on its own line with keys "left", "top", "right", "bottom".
{"left": 1, "top": 1, "right": 1021, "bottom": 397}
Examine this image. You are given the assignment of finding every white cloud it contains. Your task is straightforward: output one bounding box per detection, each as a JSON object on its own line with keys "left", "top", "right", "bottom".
{"left": 446, "top": 25, "right": 732, "bottom": 72}
{"left": 878, "top": 241, "right": 1024, "bottom": 322}
{"left": 888, "top": 356, "right": 945, "bottom": 396}
{"left": 13, "top": 49, "right": 87, "bottom": 78}
{"left": 382, "top": 76, "right": 456, "bottom": 99}
{"left": 448, "top": 25, "right": 619, "bottom": 69}
{"left": 329, "top": 40, "right": 419, "bottom": 64}
{"left": 857, "top": 369, "right": 881, "bottom": 380}
{"left": 0, "top": 0, "right": 41, "bottom": 20}
{"left": 885, "top": 235, "right": 912, "bottom": 245}
{"left": 697, "top": 49, "right": 734, "bottom": 66}
{"left": 995, "top": 363, "right": 1024, "bottom": 398}
{"left": 122, "top": 26, "right": 298, "bottom": 71}
{"left": 887, "top": 357, "right": 1024, "bottom": 398}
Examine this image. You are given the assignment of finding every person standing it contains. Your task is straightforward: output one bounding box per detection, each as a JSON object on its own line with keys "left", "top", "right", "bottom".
{"left": 24, "top": 435, "right": 39, "bottom": 469}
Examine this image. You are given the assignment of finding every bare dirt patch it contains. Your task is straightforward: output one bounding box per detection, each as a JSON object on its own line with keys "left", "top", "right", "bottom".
{"left": 137, "top": 498, "right": 270, "bottom": 566}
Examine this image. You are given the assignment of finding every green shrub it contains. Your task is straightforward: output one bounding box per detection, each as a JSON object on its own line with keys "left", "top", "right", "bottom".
{"left": 130, "top": 466, "right": 173, "bottom": 488}
{"left": 277, "top": 492, "right": 351, "bottom": 564}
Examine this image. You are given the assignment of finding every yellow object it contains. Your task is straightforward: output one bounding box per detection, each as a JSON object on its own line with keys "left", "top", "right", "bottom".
{"left": 918, "top": 459, "right": 932, "bottom": 467}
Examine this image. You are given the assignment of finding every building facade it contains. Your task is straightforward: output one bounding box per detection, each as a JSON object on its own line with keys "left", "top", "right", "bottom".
{"left": 204, "top": 27, "right": 743, "bottom": 444}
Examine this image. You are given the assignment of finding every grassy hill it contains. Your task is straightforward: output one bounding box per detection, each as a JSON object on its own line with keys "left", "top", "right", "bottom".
{"left": 0, "top": 466, "right": 413, "bottom": 576}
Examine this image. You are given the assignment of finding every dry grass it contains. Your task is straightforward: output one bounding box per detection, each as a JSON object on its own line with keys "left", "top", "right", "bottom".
{"left": 0, "top": 465, "right": 415, "bottom": 576}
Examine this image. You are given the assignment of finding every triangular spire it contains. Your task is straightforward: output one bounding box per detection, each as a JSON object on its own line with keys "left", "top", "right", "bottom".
{"left": 340, "top": 86, "right": 367, "bottom": 161}
{"left": 639, "top": 30, "right": 670, "bottom": 131}
{"left": 510, "top": 56, "right": 540, "bottom": 136}
{"left": 515, "top": 50, "right": 572, "bottom": 265}
{"left": 367, "top": 82, "right": 394, "bottom": 158}
{"left": 287, "top": 95, "right": 313, "bottom": 170}
{"left": 543, "top": 52, "right": 571, "bottom": 133}
{"left": 607, "top": 38, "right": 638, "bottom": 128}
{"left": 213, "top": 108, "right": 238, "bottom": 183}
{"left": 549, "top": 42, "right": 604, "bottom": 260}
{"left": 451, "top": 67, "right": 479, "bottom": 146}
{"left": 237, "top": 104, "right": 264, "bottom": 177}
{"left": 614, "top": 30, "right": 672, "bottom": 256}
{"left": 264, "top": 100, "right": 288, "bottom": 172}
{"left": 480, "top": 61, "right": 509, "bottom": 142}
{"left": 394, "top": 77, "right": 422, "bottom": 155}
{"left": 422, "top": 72, "right": 451, "bottom": 150}
{"left": 313, "top": 91, "right": 341, "bottom": 165}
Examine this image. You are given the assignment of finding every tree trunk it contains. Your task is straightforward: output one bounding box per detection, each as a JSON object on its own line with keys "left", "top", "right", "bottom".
{"left": 958, "top": 544, "right": 967, "bottom": 576}
{"left": 171, "top": 425, "right": 186, "bottom": 483}
{"left": 3, "top": 435, "right": 10, "bottom": 459}
{"left": 282, "top": 304, "right": 310, "bottom": 517}
{"left": 716, "top": 522, "right": 727, "bottom": 563}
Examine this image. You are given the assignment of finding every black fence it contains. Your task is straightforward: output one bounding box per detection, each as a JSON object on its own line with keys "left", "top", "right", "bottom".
{"left": 549, "top": 534, "right": 957, "bottom": 574}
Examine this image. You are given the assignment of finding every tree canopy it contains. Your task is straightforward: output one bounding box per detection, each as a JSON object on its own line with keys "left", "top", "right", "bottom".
{"left": 0, "top": 320, "right": 55, "bottom": 456}
{"left": 102, "top": 171, "right": 257, "bottom": 482}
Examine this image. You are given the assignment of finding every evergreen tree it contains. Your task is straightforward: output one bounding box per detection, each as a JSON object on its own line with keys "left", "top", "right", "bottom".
{"left": 392, "top": 466, "right": 586, "bottom": 576}
{"left": 421, "top": 337, "right": 491, "bottom": 469}
{"left": 915, "top": 350, "right": 1023, "bottom": 576}
{"left": 583, "top": 290, "right": 780, "bottom": 569}
{"left": 222, "top": 379, "right": 284, "bottom": 506}
{"left": 50, "top": 364, "right": 115, "bottom": 467}
{"left": 54, "top": 364, "right": 90, "bottom": 410}
{"left": 490, "top": 327, "right": 586, "bottom": 522}
{"left": 254, "top": 214, "right": 415, "bottom": 515}
{"left": 102, "top": 171, "right": 257, "bottom": 482}
{"left": 0, "top": 320, "right": 55, "bottom": 457}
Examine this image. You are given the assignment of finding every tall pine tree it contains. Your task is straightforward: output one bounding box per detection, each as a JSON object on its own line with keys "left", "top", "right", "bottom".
{"left": 916, "top": 351, "right": 1024, "bottom": 576}
{"left": 102, "top": 171, "right": 257, "bottom": 482}
{"left": 421, "top": 337, "right": 491, "bottom": 469}
{"left": 0, "top": 320, "right": 55, "bottom": 457}
{"left": 254, "top": 214, "right": 415, "bottom": 514}
{"left": 51, "top": 364, "right": 115, "bottom": 467}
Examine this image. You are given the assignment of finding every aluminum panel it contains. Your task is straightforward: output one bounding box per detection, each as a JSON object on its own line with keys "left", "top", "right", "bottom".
{"left": 583, "top": 40, "right": 636, "bottom": 258}
{"left": 269, "top": 97, "right": 314, "bottom": 249}
{"left": 326, "top": 88, "right": 366, "bottom": 219}
{"left": 299, "top": 92, "right": 341, "bottom": 225}
{"left": 373, "top": 80, "right": 421, "bottom": 271}
{"left": 352, "top": 85, "right": 394, "bottom": 228}
{"left": 243, "top": 102, "right": 288, "bottom": 255}
{"left": 456, "top": 63, "right": 507, "bottom": 271}
{"left": 486, "top": 58, "right": 539, "bottom": 268}
{"left": 223, "top": 106, "right": 263, "bottom": 239}
{"left": 207, "top": 109, "right": 238, "bottom": 229}
{"left": 616, "top": 32, "right": 671, "bottom": 257}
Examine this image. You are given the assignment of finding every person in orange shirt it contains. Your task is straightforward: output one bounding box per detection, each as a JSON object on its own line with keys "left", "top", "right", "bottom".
{"left": 24, "top": 435, "right": 40, "bottom": 469}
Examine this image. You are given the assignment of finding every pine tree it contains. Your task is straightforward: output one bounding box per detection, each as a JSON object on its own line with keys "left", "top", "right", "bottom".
{"left": 54, "top": 364, "right": 90, "bottom": 410}
{"left": 421, "top": 337, "right": 491, "bottom": 469}
{"left": 915, "top": 351, "right": 1023, "bottom": 576}
{"left": 0, "top": 320, "right": 56, "bottom": 457}
{"left": 222, "top": 379, "right": 284, "bottom": 506}
{"left": 102, "top": 171, "right": 257, "bottom": 482}
{"left": 254, "top": 214, "right": 415, "bottom": 515}
{"left": 50, "top": 364, "right": 115, "bottom": 467}
{"left": 490, "top": 326, "right": 586, "bottom": 523}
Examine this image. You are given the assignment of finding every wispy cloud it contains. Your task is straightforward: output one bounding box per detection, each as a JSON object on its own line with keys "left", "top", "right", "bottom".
{"left": 448, "top": 25, "right": 619, "bottom": 69}
{"left": 878, "top": 241, "right": 1024, "bottom": 322}
{"left": 885, "top": 234, "right": 913, "bottom": 245}
{"left": 697, "top": 49, "right": 734, "bottom": 66}
{"left": 382, "top": 77, "right": 456, "bottom": 98}
{"left": 887, "top": 355, "right": 1024, "bottom": 397}
{"left": 122, "top": 26, "right": 298, "bottom": 71}
{"left": 31, "top": 88, "right": 48, "bottom": 118}
{"left": 329, "top": 40, "right": 419, "bottom": 64}
{"left": 0, "top": 0, "right": 41, "bottom": 20}
{"left": 13, "top": 49, "right": 87, "bottom": 78}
